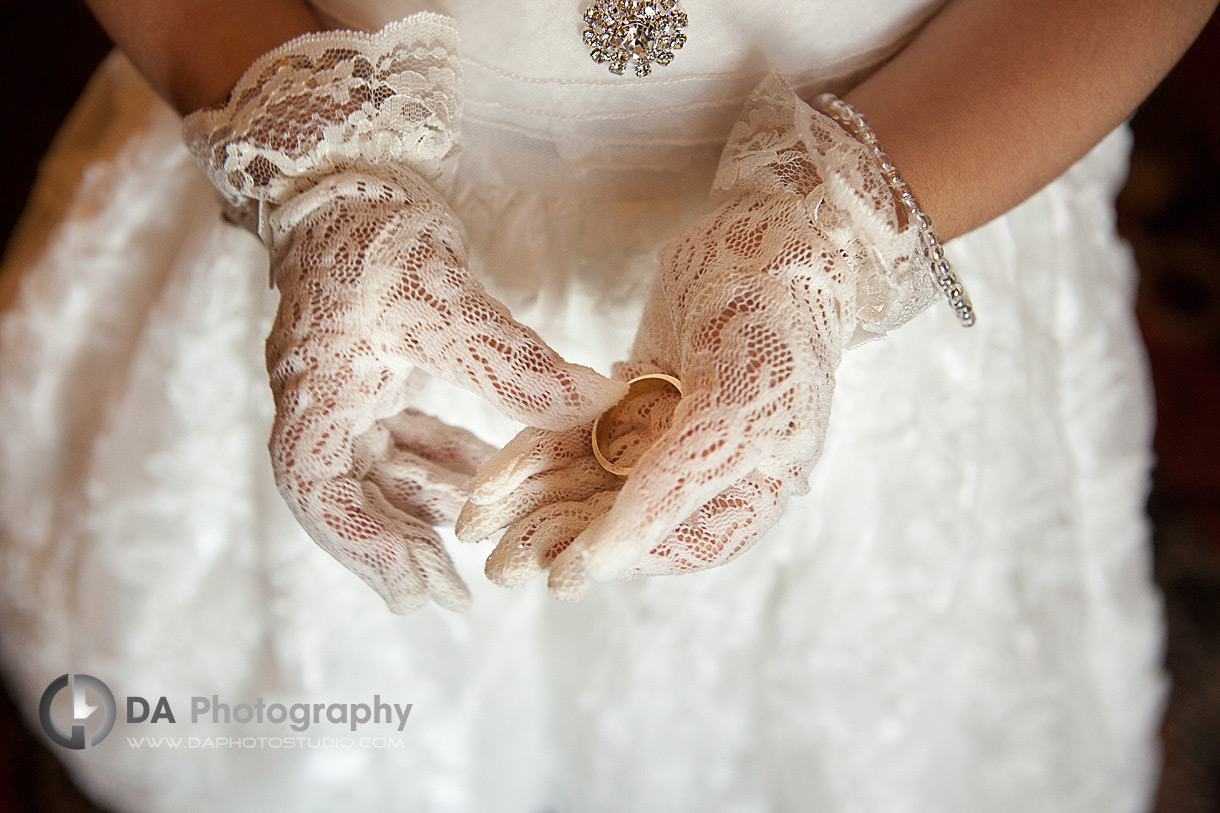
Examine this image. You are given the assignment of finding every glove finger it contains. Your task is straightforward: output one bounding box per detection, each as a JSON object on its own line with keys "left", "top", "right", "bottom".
{"left": 277, "top": 469, "right": 465, "bottom": 613}
{"left": 459, "top": 384, "right": 675, "bottom": 544}
{"left": 628, "top": 471, "right": 788, "bottom": 577}
{"left": 545, "top": 472, "right": 786, "bottom": 599}
{"left": 546, "top": 511, "right": 610, "bottom": 602}
{"left": 485, "top": 491, "right": 617, "bottom": 587}
{"left": 464, "top": 376, "right": 679, "bottom": 517}
{"left": 454, "top": 301, "right": 628, "bottom": 430}
{"left": 542, "top": 374, "right": 766, "bottom": 600}
{"left": 362, "top": 479, "right": 471, "bottom": 612}
{"left": 456, "top": 455, "right": 619, "bottom": 543}
{"left": 379, "top": 408, "right": 496, "bottom": 477}
{"left": 465, "top": 425, "right": 591, "bottom": 506}
{"left": 365, "top": 448, "right": 471, "bottom": 526}
{"left": 375, "top": 210, "right": 627, "bottom": 429}
{"left": 556, "top": 273, "right": 813, "bottom": 584}
{"left": 270, "top": 405, "right": 470, "bottom": 612}
{"left": 550, "top": 390, "right": 778, "bottom": 586}
{"left": 464, "top": 376, "right": 680, "bottom": 515}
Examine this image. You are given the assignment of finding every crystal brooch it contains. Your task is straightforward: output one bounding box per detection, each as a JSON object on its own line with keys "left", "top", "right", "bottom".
{"left": 583, "top": 0, "right": 688, "bottom": 77}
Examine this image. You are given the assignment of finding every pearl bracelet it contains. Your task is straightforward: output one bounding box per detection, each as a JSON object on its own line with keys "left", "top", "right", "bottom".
{"left": 814, "top": 93, "right": 976, "bottom": 327}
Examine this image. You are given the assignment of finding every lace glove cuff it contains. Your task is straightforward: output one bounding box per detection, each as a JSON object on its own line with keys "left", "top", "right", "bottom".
{"left": 182, "top": 13, "right": 461, "bottom": 234}
{"left": 713, "top": 71, "right": 973, "bottom": 340}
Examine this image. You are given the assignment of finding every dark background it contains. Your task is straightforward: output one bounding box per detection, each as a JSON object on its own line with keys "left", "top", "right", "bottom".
{"left": 0, "top": 2, "right": 1218, "bottom": 811}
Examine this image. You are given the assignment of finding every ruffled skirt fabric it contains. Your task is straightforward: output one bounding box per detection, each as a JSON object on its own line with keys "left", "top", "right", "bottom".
{"left": 0, "top": 54, "right": 1164, "bottom": 812}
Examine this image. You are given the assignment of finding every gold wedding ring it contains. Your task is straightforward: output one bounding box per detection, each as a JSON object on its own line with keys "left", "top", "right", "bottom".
{"left": 591, "top": 373, "right": 684, "bottom": 481}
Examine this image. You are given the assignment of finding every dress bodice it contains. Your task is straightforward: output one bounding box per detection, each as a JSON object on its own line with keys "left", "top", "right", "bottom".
{"left": 307, "top": 0, "right": 944, "bottom": 194}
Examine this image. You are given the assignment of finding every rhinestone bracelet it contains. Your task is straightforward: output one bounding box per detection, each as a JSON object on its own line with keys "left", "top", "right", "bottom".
{"left": 814, "top": 93, "right": 975, "bottom": 327}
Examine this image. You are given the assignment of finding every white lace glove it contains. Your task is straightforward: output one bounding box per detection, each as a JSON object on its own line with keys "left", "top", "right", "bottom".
{"left": 183, "top": 15, "right": 624, "bottom": 613}
{"left": 457, "top": 72, "right": 942, "bottom": 600}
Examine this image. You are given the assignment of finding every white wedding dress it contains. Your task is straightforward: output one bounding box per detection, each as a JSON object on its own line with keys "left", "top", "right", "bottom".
{"left": 0, "top": 1, "right": 1167, "bottom": 811}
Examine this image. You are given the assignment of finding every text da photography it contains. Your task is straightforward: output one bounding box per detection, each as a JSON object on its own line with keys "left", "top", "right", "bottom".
{"left": 127, "top": 693, "right": 413, "bottom": 732}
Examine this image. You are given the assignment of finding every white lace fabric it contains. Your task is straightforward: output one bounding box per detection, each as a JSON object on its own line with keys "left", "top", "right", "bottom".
{"left": 459, "top": 72, "right": 939, "bottom": 599}
{"left": 714, "top": 71, "right": 940, "bottom": 335}
{"left": 181, "top": 14, "right": 625, "bottom": 612}
{"left": 183, "top": 13, "right": 463, "bottom": 211}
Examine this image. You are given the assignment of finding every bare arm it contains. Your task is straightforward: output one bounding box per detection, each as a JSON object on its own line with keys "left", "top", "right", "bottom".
{"left": 81, "top": 0, "right": 324, "bottom": 113}
{"left": 84, "top": 0, "right": 1216, "bottom": 233}
{"left": 845, "top": 0, "right": 1219, "bottom": 240}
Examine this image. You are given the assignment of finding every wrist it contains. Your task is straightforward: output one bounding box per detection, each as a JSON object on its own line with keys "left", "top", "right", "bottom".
{"left": 813, "top": 93, "right": 975, "bottom": 329}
